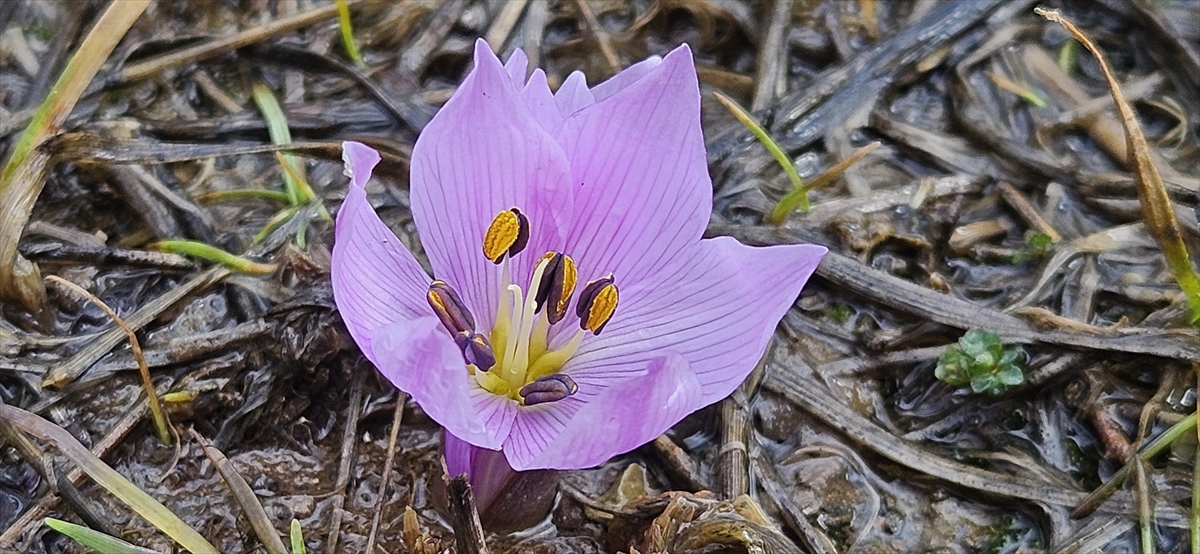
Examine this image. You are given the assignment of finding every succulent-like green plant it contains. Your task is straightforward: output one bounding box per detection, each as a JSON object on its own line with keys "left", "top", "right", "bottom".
{"left": 936, "top": 330, "right": 1026, "bottom": 395}
{"left": 1011, "top": 231, "right": 1053, "bottom": 263}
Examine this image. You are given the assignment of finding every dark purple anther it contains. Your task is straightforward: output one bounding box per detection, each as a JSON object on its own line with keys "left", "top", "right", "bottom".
{"left": 428, "top": 280, "right": 476, "bottom": 335}
{"left": 518, "top": 374, "right": 579, "bottom": 406}
{"left": 455, "top": 331, "right": 496, "bottom": 372}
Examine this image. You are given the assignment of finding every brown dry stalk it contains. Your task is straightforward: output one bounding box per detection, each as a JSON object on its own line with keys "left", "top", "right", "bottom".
{"left": 0, "top": 0, "right": 150, "bottom": 314}
{"left": 44, "top": 275, "right": 170, "bottom": 445}
{"left": 1036, "top": 7, "right": 1200, "bottom": 321}
{"left": 189, "top": 428, "right": 288, "bottom": 554}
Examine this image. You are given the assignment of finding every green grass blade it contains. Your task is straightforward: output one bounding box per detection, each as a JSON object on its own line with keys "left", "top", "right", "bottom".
{"left": 0, "top": 406, "right": 218, "bottom": 553}
{"left": 290, "top": 520, "right": 307, "bottom": 554}
{"left": 711, "top": 91, "right": 809, "bottom": 217}
{"left": 151, "top": 240, "right": 277, "bottom": 275}
{"left": 197, "top": 189, "right": 292, "bottom": 204}
{"left": 45, "top": 518, "right": 159, "bottom": 554}
{"left": 251, "top": 84, "right": 314, "bottom": 205}
{"left": 336, "top": 0, "right": 365, "bottom": 67}
{"left": 0, "top": 0, "right": 150, "bottom": 312}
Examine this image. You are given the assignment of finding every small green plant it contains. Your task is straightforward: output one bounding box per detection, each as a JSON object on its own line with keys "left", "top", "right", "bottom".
{"left": 936, "top": 330, "right": 1026, "bottom": 395}
{"left": 1011, "top": 231, "right": 1053, "bottom": 263}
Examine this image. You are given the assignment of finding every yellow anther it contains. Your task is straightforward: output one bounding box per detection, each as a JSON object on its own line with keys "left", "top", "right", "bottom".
{"left": 556, "top": 255, "right": 578, "bottom": 320}
{"left": 482, "top": 208, "right": 529, "bottom": 264}
{"left": 533, "top": 252, "right": 578, "bottom": 324}
{"left": 576, "top": 275, "right": 618, "bottom": 335}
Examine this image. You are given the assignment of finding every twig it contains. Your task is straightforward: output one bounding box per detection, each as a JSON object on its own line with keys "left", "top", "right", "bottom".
{"left": 765, "top": 367, "right": 1188, "bottom": 524}
{"left": 1037, "top": 6, "right": 1200, "bottom": 321}
{"left": 189, "top": 428, "right": 288, "bottom": 554}
{"left": 445, "top": 475, "right": 490, "bottom": 554}
{"left": 117, "top": 2, "right": 350, "bottom": 83}
{"left": 44, "top": 275, "right": 170, "bottom": 445}
{"left": 0, "top": 400, "right": 119, "bottom": 538}
{"left": 400, "top": 0, "right": 469, "bottom": 74}
{"left": 998, "top": 181, "right": 1061, "bottom": 242}
{"left": 43, "top": 267, "right": 229, "bottom": 387}
{"left": 648, "top": 435, "right": 707, "bottom": 492}
{"left": 324, "top": 369, "right": 365, "bottom": 554}
{"left": 573, "top": 0, "right": 619, "bottom": 74}
{"left": 0, "top": 0, "right": 150, "bottom": 314}
{"left": 1134, "top": 457, "right": 1156, "bottom": 554}
{"left": 752, "top": 0, "right": 792, "bottom": 111}
{"left": 364, "top": 391, "right": 408, "bottom": 554}
{"left": 485, "top": 0, "right": 530, "bottom": 53}
{"left": 716, "top": 391, "right": 749, "bottom": 499}
{"left": 523, "top": 0, "right": 550, "bottom": 69}
{"left": 752, "top": 456, "right": 838, "bottom": 554}
{"left": 0, "top": 405, "right": 217, "bottom": 552}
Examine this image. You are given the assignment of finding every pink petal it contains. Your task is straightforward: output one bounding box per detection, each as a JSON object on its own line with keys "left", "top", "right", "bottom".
{"left": 590, "top": 55, "right": 663, "bottom": 101}
{"left": 503, "top": 352, "right": 701, "bottom": 470}
{"left": 504, "top": 49, "right": 528, "bottom": 86}
{"left": 372, "top": 316, "right": 516, "bottom": 450}
{"left": 444, "top": 432, "right": 512, "bottom": 511}
{"left": 522, "top": 69, "right": 562, "bottom": 133}
{"left": 568, "top": 237, "right": 826, "bottom": 404}
{"left": 410, "top": 39, "right": 573, "bottom": 332}
{"left": 551, "top": 45, "right": 711, "bottom": 289}
{"left": 554, "top": 70, "right": 594, "bottom": 116}
{"left": 331, "top": 141, "right": 433, "bottom": 361}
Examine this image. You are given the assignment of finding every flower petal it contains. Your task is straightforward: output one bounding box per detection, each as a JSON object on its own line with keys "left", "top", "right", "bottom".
{"left": 523, "top": 69, "right": 562, "bottom": 134}
{"left": 590, "top": 55, "right": 662, "bottom": 102}
{"left": 552, "top": 45, "right": 710, "bottom": 288}
{"left": 503, "top": 351, "right": 701, "bottom": 470}
{"left": 569, "top": 237, "right": 826, "bottom": 404}
{"left": 332, "top": 142, "right": 433, "bottom": 361}
{"left": 372, "top": 316, "right": 516, "bottom": 449}
{"left": 554, "top": 70, "right": 594, "bottom": 116}
{"left": 504, "top": 49, "right": 528, "bottom": 87}
{"left": 443, "top": 432, "right": 510, "bottom": 512}
{"left": 410, "top": 39, "right": 573, "bottom": 330}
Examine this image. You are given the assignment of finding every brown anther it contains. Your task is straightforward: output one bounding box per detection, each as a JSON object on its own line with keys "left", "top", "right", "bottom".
{"left": 482, "top": 208, "right": 529, "bottom": 264}
{"left": 533, "top": 253, "right": 578, "bottom": 325}
{"left": 576, "top": 275, "right": 618, "bottom": 334}
{"left": 454, "top": 331, "right": 496, "bottom": 372}
{"left": 519, "top": 374, "right": 579, "bottom": 406}
{"left": 428, "top": 280, "right": 475, "bottom": 335}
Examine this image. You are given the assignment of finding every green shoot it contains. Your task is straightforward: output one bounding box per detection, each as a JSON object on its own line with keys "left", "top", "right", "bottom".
{"left": 290, "top": 520, "right": 307, "bottom": 554}
{"left": 711, "top": 91, "right": 809, "bottom": 216}
{"left": 936, "top": 330, "right": 1026, "bottom": 395}
{"left": 251, "top": 84, "right": 314, "bottom": 205}
{"left": 45, "top": 518, "right": 159, "bottom": 554}
{"left": 1057, "top": 39, "right": 1078, "bottom": 74}
{"left": 988, "top": 72, "right": 1048, "bottom": 108}
{"left": 151, "top": 240, "right": 277, "bottom": 275}
{"left": 0, "top": 405, "right": 218, "bottom": 553}
{"left": 1011, "top": 231, "right": 1054, "bottom": 263}
{"left": 197, "top": 189, "right": 292, "bottom": 204}
{"left": 336, "top": 0, "right": 365, "bottom": 67}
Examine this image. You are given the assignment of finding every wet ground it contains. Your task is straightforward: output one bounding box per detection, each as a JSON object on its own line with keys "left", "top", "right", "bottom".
{"left": 2, "top": 0, "right": 1200, "bottom": 552}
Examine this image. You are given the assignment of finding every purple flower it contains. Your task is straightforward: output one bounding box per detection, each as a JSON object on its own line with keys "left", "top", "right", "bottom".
{"left": 331, "top": 40, "right": 826, "bottom": 472}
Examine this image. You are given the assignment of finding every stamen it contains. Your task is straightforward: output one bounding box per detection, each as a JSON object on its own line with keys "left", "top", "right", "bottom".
{"left": 427, "top": 280, "right": 474, "bottom": 335}
{"left": 501, "top": 284, "right": 526, "bottom": 381}
{"left": 533, "top": 253, "right": 577, "bottom": 325}
{"left": 518, "top": 374, "right": 578, "bottom": 406}
{"left": 510, "top": 256, "right": 553, "bottom": 383}
{"left": 454, "top": 331, "right": 496, "bottom": 372}
{"left": 482, "top": 208, "right": 530, "bottom": 264}
{"left": 526, "top": 330, "right": 585, "bottom": 382}
{"left": 576, "top": 275, "right": 619, "bottom": 334}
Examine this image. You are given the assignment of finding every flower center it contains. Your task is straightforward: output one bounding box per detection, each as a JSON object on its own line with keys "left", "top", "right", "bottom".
{"left": 426, "top": 208, "right": 619, "bottom": 406}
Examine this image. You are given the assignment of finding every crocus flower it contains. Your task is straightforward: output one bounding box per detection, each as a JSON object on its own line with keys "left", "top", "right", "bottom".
{"left": 332, "top": 40, "right": 825, "bottom": 478}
